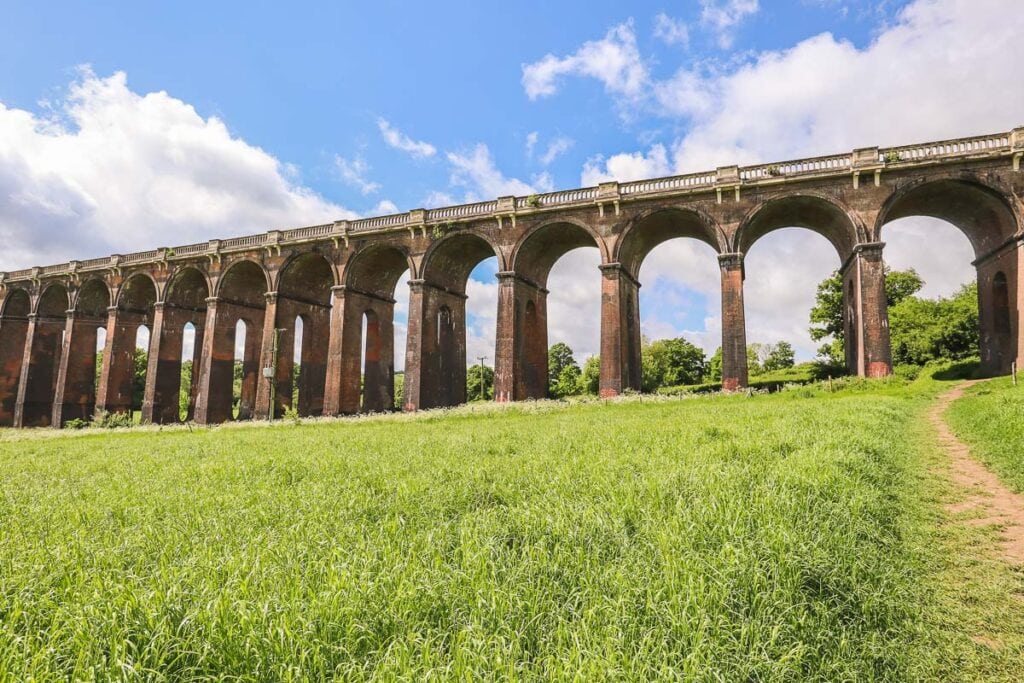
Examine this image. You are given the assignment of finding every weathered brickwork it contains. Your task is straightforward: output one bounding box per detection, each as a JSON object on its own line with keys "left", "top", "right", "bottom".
{"left": 1, "top": 129, "right": 1022, "bottom": 427}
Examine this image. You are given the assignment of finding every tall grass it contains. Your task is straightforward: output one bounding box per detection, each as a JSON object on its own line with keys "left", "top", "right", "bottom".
{"left": 946, "top": 376, "right": 1024, "bottom": 493}
{"left": 0, "top": 381, "right": 991, "bottom": 679}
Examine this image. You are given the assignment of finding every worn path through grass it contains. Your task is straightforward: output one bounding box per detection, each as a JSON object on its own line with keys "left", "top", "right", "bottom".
{"left": 931, "top": 381, "right": 1024, "bottom": 564}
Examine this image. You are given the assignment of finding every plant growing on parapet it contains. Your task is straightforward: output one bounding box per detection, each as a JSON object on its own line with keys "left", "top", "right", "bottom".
{"left": 884, "top": 150, "right": 902, "bottom": 163}
{"left": 526, "top": 194, "right": 542, "bottom": 208}
{"left": 765, "top": 165, "right": 782, "bottom": 177}
{"left": 430, "top": 222, "right": 452, "bottom": 240}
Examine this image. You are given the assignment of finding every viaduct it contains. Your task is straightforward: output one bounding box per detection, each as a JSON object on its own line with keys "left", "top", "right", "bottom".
{"left": 1, "top": 129, "right": 1023, "bottom": 428}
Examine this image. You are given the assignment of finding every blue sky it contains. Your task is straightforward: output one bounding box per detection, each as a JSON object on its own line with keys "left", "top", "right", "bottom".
{"left": 2, "top": 0, "right": 1021, "bottom": 366}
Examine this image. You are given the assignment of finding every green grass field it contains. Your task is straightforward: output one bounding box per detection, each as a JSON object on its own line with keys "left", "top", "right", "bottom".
{"left": 947, "top": 377, "right": 1024, "bottom": 494}
{"left": 1, "top": 373, "right": 1022, "bottom": 679}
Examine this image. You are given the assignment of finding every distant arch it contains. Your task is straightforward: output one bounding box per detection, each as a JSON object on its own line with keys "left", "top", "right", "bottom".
{"left": 615, "top": 206, "right": 724, "bottom": 278}
{"left": 735, "top": 194, "right": 865, "bottom": 259}
{"left": 511, "top": 218, "right": 605, "bottom": 288}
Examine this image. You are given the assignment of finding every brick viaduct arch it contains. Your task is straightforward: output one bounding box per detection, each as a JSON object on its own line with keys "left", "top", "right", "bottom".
{"left": 0, "top": 128, "right": 1022, "bottom": 427}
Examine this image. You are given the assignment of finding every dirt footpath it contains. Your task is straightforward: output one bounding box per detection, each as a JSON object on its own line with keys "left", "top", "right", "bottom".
{"left": 930, "top": 381, "right": 1024, "bottom": 564}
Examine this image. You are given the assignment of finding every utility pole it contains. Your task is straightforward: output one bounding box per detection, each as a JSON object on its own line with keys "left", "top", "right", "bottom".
{"left": 477, "top": 355, "right": 488, "bottom": 401}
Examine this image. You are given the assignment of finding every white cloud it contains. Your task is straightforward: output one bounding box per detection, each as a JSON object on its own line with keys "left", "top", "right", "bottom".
{"left": 525, "top": 131, "right": 539, "bottom": 157}
{"left": 521, "top": 22, "right": 648, "bottom": 101}
{"left": 447, "top": 144, "right": 548, "bottom": 200}
{"left": 422, "top": 190, "right": 456, "bottom": 208}
{"left": 667, "top": 0, "right": 1024, "bottom": 171}
{"left": 0, "top": 68, "right": 349, "bottom": 270}
{"left": 653, "top": 13, "right": 690, "bottom": 48}
{"left": 368, "top": 199, "right": 399, "bottom": 215}
{"left": 581, "top": 144, "right": 671, "bottom": 185}
{"left": 335, "top": 155, "right": 380, "bottom": 195}
{"left": 567, "top": 0, "right": 1017, "bottom": 359}
{"left": 700, "top": 0, "right": 759, "bottom": 49}
{"left": 539, "top": 136, "right": 574, "bottom": 165}
{"left": 377, "top": 118, "right": 436, "bottom": 159}
{"left": 546, "top": 249, "right": 603, "bottom": 360}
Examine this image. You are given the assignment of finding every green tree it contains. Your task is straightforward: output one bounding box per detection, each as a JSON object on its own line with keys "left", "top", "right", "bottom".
{"left": 580, "top": 355, "right": 601, "bottom": 395}
{"left": 132, "top": 348, "right": 148, "bottom": 411}
{"left": 642, "top": 337, "right": 707, "bottom": 391}
{"left": 179, "top": 359, "right": 193, "bottom": 420}
{"left": 708, "top": 347, "right": 723, "bottom": 382}
{"left": 810, "top": 267, "right": 923, "bottom": 363}
{"left": 761, "top": 341, "right": 796, "bottom": 373}
{"left": 394, "top": 372, "right": 405, "bottom": 410}
{"left": 466, "top": 363, "right": 495, "bottom": 401}
{"left": 889, "top": 282, "right": 978, "bottom": 365}
{"left": 746, "top": 344, "right": 762, "bottom": 377}
{"left": 548, "top": 342, "right": 578, "bottom": 387}
{"left": 553, "top": 364, "right": 582, "bottom": 398}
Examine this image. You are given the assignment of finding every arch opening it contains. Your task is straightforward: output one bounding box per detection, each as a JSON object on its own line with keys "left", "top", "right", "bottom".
{"left": 0, "top": 289, "right": 32, "bottom": 426}
{"left": 413, "top": 233, "right": 501, "bottom": 410}
{"left": 878, "top": 180, "right": 1019, "bottom": 375}
{"left": 146, "top": 267, "right": 210, "bottom": 424}
{"left": 743, "top": 228, "right": 842, "bottom": 375}
{"left": 200, "top": 260, "right": 267, "bottom": 423}
{"left": 881, "top": 214, "right": 989, "bottom": 372}
{"left": 18, "top": 284, "right": 69, "bottom": 427}
{"left": 510, "top": 222, "right": 602, "bottom": 400}
{"left": 275, "top": 252, "right": 333, "bottom": 418}
{"left": 633, "top": 233, "right": 722, "bottom": 392}
{"left": 96, "top": 274, "right": 156, "bottom": 421}
{"left": 339, "top": 245, "right": 413, "bottom": 414}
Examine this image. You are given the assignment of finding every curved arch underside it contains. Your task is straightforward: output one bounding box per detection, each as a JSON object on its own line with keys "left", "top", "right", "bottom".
{"left": 76, "top": 280, "right": 110, "bottom": 318}
{"left": 422, "top": 233, "right": 498, "bottom": 293}
{"left": 218, "top": 261, "right": 268, "bottom": 308}
{"left": 617, "top": 209, "right": 720, "bottom": 279}
{"left": 737, "top": 196, "right": 862, "bottom": 259}
{"left": 279, "top": 252, "right": 334, "bottom": 305}
{"left": 165, "top": 268, "right": 210, "bottom": 311}
{"left": 514, "top": 222, "right": 600, "bottom": 288}
{"left": 879, "top": 180, "right": 1018, "bottom": 258}
{"left": 345, "top": 245, "right": 410, "bottom": 300}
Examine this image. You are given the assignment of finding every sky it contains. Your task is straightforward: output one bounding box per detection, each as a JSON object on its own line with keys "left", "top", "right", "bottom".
{"left": 2, "top": 0, "right": 1023, "bottom": 367}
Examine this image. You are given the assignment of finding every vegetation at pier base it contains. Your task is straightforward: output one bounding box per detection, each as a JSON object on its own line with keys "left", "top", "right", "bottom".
{"left": 1, "top": 368, "right": 1023, "bottom": 678}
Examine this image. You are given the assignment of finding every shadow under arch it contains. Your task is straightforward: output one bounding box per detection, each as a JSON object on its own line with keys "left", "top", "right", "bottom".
{"left": 498, "top": 220, "right": 605, "bottom": 400}
{"left": 331, "top": 244, "right": 415, "bottom": 415}
{"left": 877, "top": 178, "right": 1021, "bottom": 374}
{"left": 195, "top": 259, "right": 270, "bottom": 424}
{"left": 614, "top": 206, "right": 725, "bottom": 279}
{"left": 143, "top": 267, "right": 211, "bottom": 424}
{"left": 275, "top": 251, "right": 336, "bottom": 417}
{"left": 97, "top": 273, "right": 157, "bottom": 419}
{"left": 50, "top": 278, "right": 110, "bottom": 426}
{"left": 0, "top": 288, "right": 32, "bottom": 425}
{"left": 735, "top": 194, "right": 865, "bottom": 259}
{"left": 412, "top": 231, "right": 502, "bottom": 410}
{"left": 17, "top": 283, "right": 70, "bottom": 427}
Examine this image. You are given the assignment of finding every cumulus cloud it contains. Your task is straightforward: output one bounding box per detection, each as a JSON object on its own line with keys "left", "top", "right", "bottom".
{"left": 335, "top": 155, "right": 380, "bottom": 195}
{"left": 0, "top": 68, "right": 349, "bottom": 270}
{"left": 446, "top": 144, "right": 552, "bottom": 201}
{"left": 521, "top": 22, "right": 648, "bottom": 101}
{"left": 653, "top": 13, "right": 690, "bottom": 48}
{"left": 581, "top": 144, "right": 671, "bottom": 185}
{"left": 667, "top": 0, "right": 1024, "bottom": 170}
{"left": 552, "top": 0, "right": 1017, "bottom": 358}
{"left": 700, "top": 0, "right": 760, "bottom": 49}
{"left": 377, "top": 118, "right": 437, "bottom": 159}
